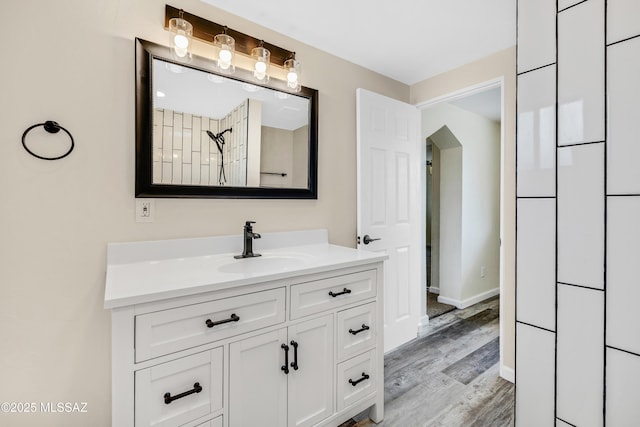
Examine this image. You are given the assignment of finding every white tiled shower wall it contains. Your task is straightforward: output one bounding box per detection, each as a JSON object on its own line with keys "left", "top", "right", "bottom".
{"left": 152, "top": 100, "right": 248, "bottom": 186}
{"left": 516, "top": 0, "right": 640, "bottom": 425}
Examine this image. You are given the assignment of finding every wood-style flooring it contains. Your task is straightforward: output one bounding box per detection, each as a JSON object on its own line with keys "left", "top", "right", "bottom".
{"left": 339, "top": 296, "right": 514, "bottom": 427}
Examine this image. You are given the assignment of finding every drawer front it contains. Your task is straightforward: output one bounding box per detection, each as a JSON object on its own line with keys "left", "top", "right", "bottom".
{"left": 336, "top": 350, "right": 377, "bottom": 412}
{"left": 135, "top": 348, "right": 223, "bottom": 427}
{"left": 136, "top": 288, "right": 285, "bottom": 362}
{"left": 336, "top": 303, "right": 376, "bottom": 361}
{"left": 290, "top": 270, "right": 376, "bottom": 320}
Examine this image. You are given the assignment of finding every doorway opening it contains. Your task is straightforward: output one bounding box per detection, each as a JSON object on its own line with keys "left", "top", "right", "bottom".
{"left": 418, "top": 79, "right": 505, "bottom": 368}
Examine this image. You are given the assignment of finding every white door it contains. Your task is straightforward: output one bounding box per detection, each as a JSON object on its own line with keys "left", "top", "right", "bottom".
{"left": 356, "top": 88, "right": 422, "bottom": 353}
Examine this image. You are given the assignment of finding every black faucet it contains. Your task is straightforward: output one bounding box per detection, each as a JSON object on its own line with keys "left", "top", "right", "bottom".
{"left": 234, "top": 221, "right": 262, "bottom": 259}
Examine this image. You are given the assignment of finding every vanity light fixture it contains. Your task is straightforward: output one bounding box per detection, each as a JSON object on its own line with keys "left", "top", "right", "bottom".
{"left": 284, "top": 52, "right": 302, "bottom": 92}
{"left": 168, "top": 9, "right": 193, "bottom": 60}
{"left": 213, "top": 26, "right": 235, "bottom": 73}
{"left": 164, "top": 5, "right": 304, "bottom": 91}
{"left": 251, "top": 41, "right": 270, "bottom": 83}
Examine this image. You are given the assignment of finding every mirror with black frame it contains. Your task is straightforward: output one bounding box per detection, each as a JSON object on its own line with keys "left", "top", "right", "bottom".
{"left": 135, "top": 38, "right": 318, "bottom": 199}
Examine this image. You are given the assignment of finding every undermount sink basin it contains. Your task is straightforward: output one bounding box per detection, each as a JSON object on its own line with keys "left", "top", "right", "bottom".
{"left": 217, "top": 252, "right": 312, "bottom": 274}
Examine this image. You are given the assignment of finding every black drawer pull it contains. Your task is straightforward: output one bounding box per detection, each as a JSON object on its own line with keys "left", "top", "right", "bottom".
{"left": 164, "top": 382, "right": 202, "bottom": 404}
{"left": 205, "top": 313, "right": 240, "bottom": 328}
{"left": 290, "top": 340, "right": 299, "bottom": 370}
{"left": 349, "top": 324, "right": 370, "bottom": 335}
{"left": 328, "top": 288, "right": 352, "bottom": 298}
{"left": 348, "top": 372, "right": 370, "bottom": 387}
{"left": 281, "top": 343, "right": 290, "bottom": 374}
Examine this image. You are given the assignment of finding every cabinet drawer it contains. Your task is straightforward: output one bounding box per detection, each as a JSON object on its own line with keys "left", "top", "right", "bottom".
{"left": 136, "top": 288, "right": 285, "bottom": 362}
{"left": 135, "top": 348, "right": 223, "bottom": 427}
{"left": 290, "top": 270, "right": 376, "bottom": 320}
{"left": 336, "top": 350, "right": 377, "bottom": 411}
{"left": 336, "top": 303, "right": 376, "bottom": 361}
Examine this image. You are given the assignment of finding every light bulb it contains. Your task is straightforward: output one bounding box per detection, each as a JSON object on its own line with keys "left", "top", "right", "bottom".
{"left": 254, "top": 61, "right": 267, "bottom": 81}
{"left": 169, "top": 12, "right": 192, "bottom": 61}
{"left": 218, "top": 48, "right": 232, "bottom": 70}
{"left": 284, "top": 56, "right": 301, "bottom": 91}
{"left": 251, "top": 44, "right": 270, "bottom": 83}
{"left": 174, "top": 33, "right": 189, "bottom": 49}
{"left": 287, "top": 70, "right": 298, "bottom": 87}
{"left": 219, "top": 49, "right": 232, "bottom": 62}
{"left": 255, "top": 61, "right": 267, "bottom": 73}
{"left": 213, "top": 33, "right": 235, "bottom": 73}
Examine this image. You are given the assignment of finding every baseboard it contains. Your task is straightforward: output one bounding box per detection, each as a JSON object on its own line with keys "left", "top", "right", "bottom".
{"left": 500, "top": 364, "right": 515, "bottom": 383}
{"left": 437, "top": 287, "right": 500, "bottom": 309}
{"left": 416, "top": 315, "right": 430, "bottom": 337}
{"left": 427, "top": 286, "right": 440, "bottom": 294}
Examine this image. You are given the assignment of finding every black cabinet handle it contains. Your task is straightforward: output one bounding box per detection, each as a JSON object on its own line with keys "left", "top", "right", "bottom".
{"left": 164, "top": 382, "right": 202, "bottom": 404}
{"left": 281, "top": 344, "right": 290, "bottom": 374}
{"left": 348, "top": 372, "right": 370, "bottom": 387}
{"left": 349, "top": 324, "right": 370, "bottom": 335}
{"left": 205, "top": 313, "right": 240, "bottom": 328}
{"left": 328, "top": 288, "right": 352, "bottom": 298}
{"left": 290, "top": 340, "right": 299, "bottom": 370}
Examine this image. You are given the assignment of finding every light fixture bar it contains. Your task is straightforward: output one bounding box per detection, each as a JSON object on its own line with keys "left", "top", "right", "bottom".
{"left": 164, "top": 5, "right": 293, "bottom": 67}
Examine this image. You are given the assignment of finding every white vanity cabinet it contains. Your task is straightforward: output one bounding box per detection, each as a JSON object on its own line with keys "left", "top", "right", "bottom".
{"left": 105, "top": 230, "right": 386, "bottom": 427}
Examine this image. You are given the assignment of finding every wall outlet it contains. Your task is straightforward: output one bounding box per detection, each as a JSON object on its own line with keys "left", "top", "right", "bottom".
{"left": 135, "top": 199, "right": 155, "bottom": 223}
{"left": 480, "top": 266, "right": 486, "bottom": 278}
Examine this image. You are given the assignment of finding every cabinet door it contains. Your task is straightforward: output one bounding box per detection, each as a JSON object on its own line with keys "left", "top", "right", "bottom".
{"left": 229, "top": 329, "right": 288, "bottom": 427}
{"left": 288, "top": 315, "right": 334, "bottom": 427}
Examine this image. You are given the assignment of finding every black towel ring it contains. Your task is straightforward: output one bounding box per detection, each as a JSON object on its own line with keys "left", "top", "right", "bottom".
{"left": 22, "top": 121, "right": 74, "bottom": 160}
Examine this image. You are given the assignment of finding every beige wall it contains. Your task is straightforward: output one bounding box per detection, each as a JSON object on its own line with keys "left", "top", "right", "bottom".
{"left": 0, "top": 1, "right": 408, "bottom": 425}
{"left": 423, "top": 104, "right": 501, "bottom": 305}
{"left": 410, "top": 46, "right": 517, "bottom": 372}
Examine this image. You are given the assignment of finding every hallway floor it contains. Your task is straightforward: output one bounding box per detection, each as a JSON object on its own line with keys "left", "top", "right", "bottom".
{"left": 340, "top": 296, "right": 513, "bottom": 427}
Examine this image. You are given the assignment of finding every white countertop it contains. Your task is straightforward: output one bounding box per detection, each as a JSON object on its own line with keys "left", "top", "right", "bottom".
{"left": 104, "top": 230, "right": 387, "bottom": 309}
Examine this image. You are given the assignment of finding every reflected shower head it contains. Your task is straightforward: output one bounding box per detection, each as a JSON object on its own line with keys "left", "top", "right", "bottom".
{"left": 206, "top": 128, "right": 232, "bottom": 154}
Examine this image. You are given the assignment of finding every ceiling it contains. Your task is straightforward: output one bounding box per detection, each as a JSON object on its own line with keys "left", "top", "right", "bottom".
{"left": 449, "top": 87, "right": 502, "bottom": 122}
{"left": 199, "top": 0, "right": 516, "bottom": 85}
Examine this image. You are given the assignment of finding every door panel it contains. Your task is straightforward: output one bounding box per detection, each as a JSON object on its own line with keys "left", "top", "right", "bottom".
{"left": 229, "top": 329, "right": 288, "bottom": 427}
{"left": 288, "top": 315, "right": 334, "bottom": 427}
{"left": 357, "top": 88, "right": 421, "bottom": 352}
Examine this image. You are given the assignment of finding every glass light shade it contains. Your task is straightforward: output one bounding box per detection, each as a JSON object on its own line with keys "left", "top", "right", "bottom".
{"left": 284, "top": 57, "right": 302, "bottom": 92}
{"left": 168, "top": 16, "right": 193, "bottom": 61}
{"left": 251, "top": 46, "right": 270, "bottom": 83}
{"left": 213, "top": 33, "right": 235, "bottom": 73}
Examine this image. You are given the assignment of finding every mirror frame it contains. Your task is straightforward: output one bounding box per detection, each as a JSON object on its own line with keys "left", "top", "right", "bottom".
{"left": 135, "top": 38, "right": 318, "bottom": 199}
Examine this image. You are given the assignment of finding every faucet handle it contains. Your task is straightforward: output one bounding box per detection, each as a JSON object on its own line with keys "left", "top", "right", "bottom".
{"left": 244, "top": 221, "right": 256, "bottom": 229}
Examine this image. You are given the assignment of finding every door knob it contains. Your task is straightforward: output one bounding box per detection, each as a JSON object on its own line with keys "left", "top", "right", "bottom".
{"left": 362, "top": 235, "right": 381, "bottom": 245}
